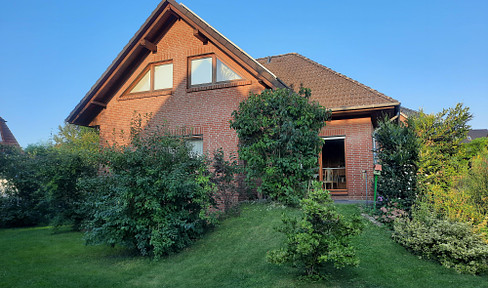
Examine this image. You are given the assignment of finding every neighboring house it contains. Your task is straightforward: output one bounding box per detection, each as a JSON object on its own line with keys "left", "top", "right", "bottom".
{"left": 0, "top": 117, "right": 20, "bottom": 196}
{"left": 463, "top": 129, "right": 488, "bottom": 143}
{"left": 0, "top": 117, "right": 20, "bottom": 147}
{"left": 399, "top": 106, "right": 419, "bottom": 123}
{"left": 67, "top": 0, "right": 401, "bottom": 200}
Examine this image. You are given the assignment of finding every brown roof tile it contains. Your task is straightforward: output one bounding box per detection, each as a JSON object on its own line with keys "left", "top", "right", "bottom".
{"left": 0, "top": 117, "right": 20, "bottom": 147}
{"left": 256, "top": 53, "right": 400, "bottom": 110}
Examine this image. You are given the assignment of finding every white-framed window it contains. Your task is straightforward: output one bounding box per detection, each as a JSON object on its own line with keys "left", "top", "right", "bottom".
{"left": 187, "top": 137, "right": 203, "bottom": 156}
{"left": 129, "top": 62, "right": 173, "bottom": 94}
{"left": 189, "top": 55, "right": 242, "bottom": 87}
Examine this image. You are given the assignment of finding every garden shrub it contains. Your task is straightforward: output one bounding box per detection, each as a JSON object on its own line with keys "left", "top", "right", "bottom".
{"left": 0, "top": 124, "right": 99, "bottom": 229}
{"left": 267, "top": 182, "right": 363, "bottom": 277}
{"left": 456, "top": 150, "right": 488, "bottom": 213}
{"left": 374, "top": 117, "right": 419, "bottom": 206}
{"left": 0, "top": 144, "right": 48, "bottom": 227}
{"left": 393, "top": 207, "right": 488, "bottom": 274}
{"left": 412, "top": 103, "right": 472, "bottom": 192}
{"left": 80, "top": 122, "right": 217, "bottom": 259}
{"left": 230, "top": 88, "right": 330, "bottom": 205}
{"left": 208, "top": 148, "right": 240, "bottom": 213}
{"left": 373, "top": 197, "right": 408, "bottom": 226}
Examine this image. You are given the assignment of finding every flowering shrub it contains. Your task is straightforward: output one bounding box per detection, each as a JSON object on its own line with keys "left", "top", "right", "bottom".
{"left": 374, "top": 198, "right": 408, "bottom": 226}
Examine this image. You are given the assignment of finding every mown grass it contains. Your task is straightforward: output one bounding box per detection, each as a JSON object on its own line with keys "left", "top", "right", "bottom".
{"left": 1, "top": 202, "right": 486, "bottom": 288}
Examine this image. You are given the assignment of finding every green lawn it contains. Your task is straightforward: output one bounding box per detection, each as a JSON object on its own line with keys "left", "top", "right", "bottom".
{"left": 1, "top": 203, "right": 486, "bottom": 288}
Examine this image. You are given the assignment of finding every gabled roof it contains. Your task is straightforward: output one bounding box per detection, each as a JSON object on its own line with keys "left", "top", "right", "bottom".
{"left": 256, "top": 53, "right": 400, "bottom": 112}
{"left": 67, "top": 0, "right": 285, "bottom": 126}
{"left": 0, "top": 117, "right": 20, "bottom": 147}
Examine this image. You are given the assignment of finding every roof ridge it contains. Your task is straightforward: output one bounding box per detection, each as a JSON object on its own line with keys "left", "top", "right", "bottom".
{"left": 260, "top": 53, "right": 398, "bottom": 104}
{"left": 256, "top": 52, "right": 299, "bottom": 61}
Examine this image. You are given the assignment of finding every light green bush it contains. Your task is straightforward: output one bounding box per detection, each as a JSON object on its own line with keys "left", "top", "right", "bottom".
{"left": 393, "top": 209, "right": 488, "bottom": 274}
{"left": 267, "top": 182, "right": 363, "bottom": 277}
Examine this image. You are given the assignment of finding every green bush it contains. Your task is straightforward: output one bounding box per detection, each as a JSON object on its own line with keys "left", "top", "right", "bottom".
{"left": 0, "top": 144, "right": 48, "bottom": 227}
{"left": 267, "top": 182, "right": 363, "bottom": 277}
{"left": 374, "top": 117, "right": 419, "bottom": 206}
{"left": 208, "top": 148, "right": 240, "bottom": 212}
{"left": 80, "top": 123, "right": 217, "bottom": 259}
{"left": 230, "top": 88, "right": 330, "bottom": 205}
{"left": 412, "top": 103, "right": 472, "bottom": 192}
{"left": 392, "top": 208, "right": 488, "bottom": 274}
{"left": 456, "top": 151, "right": 488, "bottom": 214}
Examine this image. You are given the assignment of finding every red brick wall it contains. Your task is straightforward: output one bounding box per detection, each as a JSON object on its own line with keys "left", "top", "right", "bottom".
{"left": 320, "top": 118, "right": 374, "bottom": 200}
{"left": 89, "top": 18, "right": 375, "bottom": 203}
{"left": 91, "top": 19, "right": 265, "bottom": 159}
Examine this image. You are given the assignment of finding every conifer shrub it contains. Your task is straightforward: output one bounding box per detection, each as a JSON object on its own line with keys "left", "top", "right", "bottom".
{"left": 267, "top": 182, "right": 363, "bottom": 278}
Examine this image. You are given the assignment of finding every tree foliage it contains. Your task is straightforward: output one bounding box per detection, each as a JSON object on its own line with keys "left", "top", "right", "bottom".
{"left": 0, "top": 124, "right": 99, "bottom": 229}
{"left": 411, "top": 103, "right": 472, "bottom": 191}
{"left": 0, "top": 144, "right": 47, "bottom": 227}
{"left": 267, "top": 182, "right": 363, "bottom": 277}
{"left": 230, "top": 88, "right": 330, "bottom": 204}
{"left": 80, "top": 121, "right": 216, "bottom": 258}
{"left": 374, "top": 117, "right": 419, "bottom": 206}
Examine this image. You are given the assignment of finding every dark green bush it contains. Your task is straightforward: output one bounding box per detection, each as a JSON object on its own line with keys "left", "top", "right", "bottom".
{"left": 0, "top": 144, "right": 48, "bottom": 227}
{"left": 392, "top": 208, "right": 488, "bottom": 274}
{"left": 209, "top": 148, "right": 240, "bottom": 212}
{"left": 267, "top": 182, "right": 363, "bottom": 277}
{"left": 374, "top": 117, "right": 419, "bottom": 206}
{"left": 80, "top": 124, "right": 217, "bottom": 259}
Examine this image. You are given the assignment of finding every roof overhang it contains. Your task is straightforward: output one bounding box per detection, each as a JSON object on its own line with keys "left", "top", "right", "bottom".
{"left": 67, "top": 0, "right": 285, "bottom": 126}
{"left": 329, "top": 102, "right": 401, "bottom": 127}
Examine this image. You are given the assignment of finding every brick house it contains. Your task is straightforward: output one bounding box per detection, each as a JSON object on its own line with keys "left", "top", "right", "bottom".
{"left": 0, "top": 117, "right": 20, "bottom": 147}
{"left": 67, "top": 0, "right": 401, "bottom": 200}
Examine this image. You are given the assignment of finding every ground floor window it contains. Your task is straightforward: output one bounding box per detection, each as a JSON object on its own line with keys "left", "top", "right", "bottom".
{"left": 319, "top": 137, "right": 347, "bottom": 191}
{"left": 186, "top": 136, "right": 203, "bottom": 156}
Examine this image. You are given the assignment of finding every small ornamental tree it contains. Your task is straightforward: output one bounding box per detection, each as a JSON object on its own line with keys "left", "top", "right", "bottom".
{"left": 230, "top": 88, "right": 330, "bottom": 204}
{"left": 374, "top": 117, "right": 419, "bottom": 206}
{"left": 267, "top": 182, "right": 363, "bottom": 277}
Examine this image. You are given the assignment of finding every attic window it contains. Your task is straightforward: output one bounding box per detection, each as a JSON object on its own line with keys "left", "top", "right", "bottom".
{"left": 127, "top": 61, "right": 173, "bottom": 95}
{"left": 189, "top": 55, "right": 242, "bottom": 87}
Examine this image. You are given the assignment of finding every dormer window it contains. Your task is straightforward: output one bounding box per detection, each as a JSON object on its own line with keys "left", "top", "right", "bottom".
{"left": 189, "top": 55, "right": 242, "bottom": 87}
{"left": 126, "top": 61, "right": 173, "bottom": 96}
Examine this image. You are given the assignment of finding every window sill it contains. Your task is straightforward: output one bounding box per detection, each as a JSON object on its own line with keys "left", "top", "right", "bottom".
{"left": 187, "top": 80, "right": 251, "bottom": 93}
{"left": 119, "top": 89, "right": 172, "bottom": 101}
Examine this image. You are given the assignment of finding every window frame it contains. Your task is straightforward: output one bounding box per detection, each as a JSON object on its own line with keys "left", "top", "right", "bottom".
{"left": 185, "top": 135, "right": 204, "bottom": 157}
{"left": 122, "top": 60, "right": 173, "bottom": 99}
{"left": 188, "top": 54, "right": 243, "bottom": 88}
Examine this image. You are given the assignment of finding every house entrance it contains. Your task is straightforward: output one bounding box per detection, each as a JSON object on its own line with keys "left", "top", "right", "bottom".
{"left": 319, "top": 137, "right": 347, "bottom": 192}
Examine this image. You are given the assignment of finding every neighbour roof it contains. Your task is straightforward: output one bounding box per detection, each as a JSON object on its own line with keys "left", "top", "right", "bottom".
{"left": 465, "top": 129, "right": 488, "bottom": 142}
{"left": 400, "top": 107, "right": 419, "bottom": 118}
{"left": 257, "top": 53, "right": 400, "bottom": 111}
{"left": 67, "top": 0, "right": 285, "bottom": 126}
{"left": 0, "top": 117, "right": 20, "bottom": 147}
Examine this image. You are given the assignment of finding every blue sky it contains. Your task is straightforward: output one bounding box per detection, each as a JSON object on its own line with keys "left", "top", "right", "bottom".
{"left": 1, "top": 0, "right": 487, "bottom": 147}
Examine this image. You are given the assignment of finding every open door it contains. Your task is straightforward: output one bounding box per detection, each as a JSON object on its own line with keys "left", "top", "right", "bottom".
{"left": 319, "top": 137, "right": 347, "bottom": 194}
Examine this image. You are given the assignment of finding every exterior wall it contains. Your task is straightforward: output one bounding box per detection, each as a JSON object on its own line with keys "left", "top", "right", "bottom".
{"left": 87, "top": 18, "right": 376, "bottom": 202}
{"left": 320, "top": 117, "right": 374, "bottom": 200}
{"left": 91, "top": 19, "right": 265, "bottom": 159}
